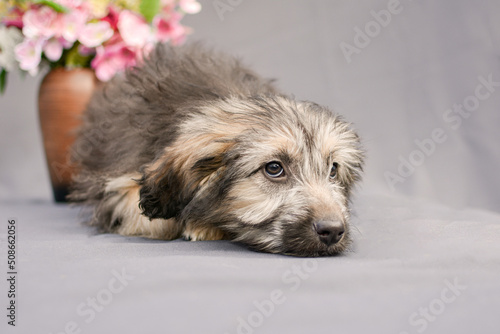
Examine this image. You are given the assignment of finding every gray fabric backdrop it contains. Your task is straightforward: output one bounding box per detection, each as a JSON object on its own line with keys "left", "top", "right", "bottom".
{"left": 1, "top": 2, "right": 500, "bottom": 334}
{"left": 1, "top": 0, "right": 499, "bottom": 213}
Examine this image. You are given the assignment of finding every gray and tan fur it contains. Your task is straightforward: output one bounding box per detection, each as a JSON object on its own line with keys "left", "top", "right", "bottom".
{"left": 69, "top": 43, "right": 364, "bottom": 257}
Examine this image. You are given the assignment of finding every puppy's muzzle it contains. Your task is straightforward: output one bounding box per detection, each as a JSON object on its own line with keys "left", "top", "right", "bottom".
{"left": 313, "top": 220, "right": 345, "bottom": 246}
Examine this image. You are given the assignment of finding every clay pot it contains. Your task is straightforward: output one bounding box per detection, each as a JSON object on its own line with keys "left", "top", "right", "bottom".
{"left": 38, "top": 68, "right": 99, "bottom": 202}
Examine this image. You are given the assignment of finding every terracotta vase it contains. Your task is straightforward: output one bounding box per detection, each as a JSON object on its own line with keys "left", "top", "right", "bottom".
{"left": 38, "top": 68, "right": 99, "bottom": 202}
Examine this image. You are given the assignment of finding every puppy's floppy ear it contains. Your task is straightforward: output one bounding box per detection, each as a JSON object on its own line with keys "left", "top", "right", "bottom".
{"left": 336, "top": 130, "right": 364, "bottom": 197}
{"left": 138, "top": 141, "right": 233, "bottom": 220}
{"left": 138, "top": 162, "right": 186, "bottom": 220}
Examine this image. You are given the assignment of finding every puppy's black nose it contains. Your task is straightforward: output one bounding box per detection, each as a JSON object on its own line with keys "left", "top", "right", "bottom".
{"left": 314, "top": 220, "right": 345, "bottom": 246}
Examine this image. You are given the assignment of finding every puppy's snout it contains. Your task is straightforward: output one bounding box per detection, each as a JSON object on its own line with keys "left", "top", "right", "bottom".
{"left": 313, "top": 220, "right": 345, "bottom": 246}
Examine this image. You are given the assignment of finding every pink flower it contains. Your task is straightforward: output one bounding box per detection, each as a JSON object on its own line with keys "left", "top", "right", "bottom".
{"left": 78, "top": 44, "right": 95, "bottom": 56}
{"left": 102, "top": 6, "right": 120, "bottom": 30}
{"left": 179, "top": 0, "right": 201, "bottom": 14}
{"left": 153, "top": 13, "right": 187, "bottom": 45}
{"left": 2, "top": 8, "right": 24, "bottom": 29}
{"left": 118, "top": 10, "right": 152, "bottom": 48}
{"left": 14, "top": 38, "right": 43, "bottom": 76}
{"left": 43, "top": 37, "right": 63, "bottom": 61}
{"left": 59, "top": 36, "right": 73, "bottom": 49}
{"left": 133, "top": 41, "right": 155, "bottom": 66}
{"left": 55, "top": 0, "right": 83, "bottom": 9}
{"left": 22, "top": 6, "right": 59, "bottom": 39}
{"left": 160, "top": 0, "right": 177, "bottom": 13}
{"left": 91, "top": 41, "right": 137, "bottom": 81}
{"left": 61, "top": 9, "right": 87, "bottom": 43}
{"left": 79, "top": 21, "right": 113, "bottom": 48}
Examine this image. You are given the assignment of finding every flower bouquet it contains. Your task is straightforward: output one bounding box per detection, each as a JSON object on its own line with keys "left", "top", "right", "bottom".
{"left": 0, "top": 0, "right": 201, "bottom": 202}
{"left": 0, "top": 0, "right": 201, "bottom": 93}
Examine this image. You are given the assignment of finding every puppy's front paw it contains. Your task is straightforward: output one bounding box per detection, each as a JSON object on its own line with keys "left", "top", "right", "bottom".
{"left": 182, "top": 225, "right": 228, "bottom": 241}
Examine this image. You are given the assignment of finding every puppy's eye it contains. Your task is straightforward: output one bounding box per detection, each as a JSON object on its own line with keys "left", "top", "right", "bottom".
{"left": 264, "top": 162, "right": 285, "bottom": 178}
{"left": 330, "top": 163, "right": 338, "bottom": 179}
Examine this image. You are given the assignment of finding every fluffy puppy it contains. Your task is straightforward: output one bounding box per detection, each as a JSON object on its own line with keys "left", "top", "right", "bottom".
{"left": 69, "top": 43, "right": 364, "bottom": 257}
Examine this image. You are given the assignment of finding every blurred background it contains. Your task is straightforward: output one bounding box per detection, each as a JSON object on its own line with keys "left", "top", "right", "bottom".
{"left": 1, "top": 0, "right": 499, "bottom": 213}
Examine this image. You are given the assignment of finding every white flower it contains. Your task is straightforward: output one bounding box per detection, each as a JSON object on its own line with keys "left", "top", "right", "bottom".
{"left": 79, "top": 21, "right": 114, "bottom": 48}
{"left": 179, "top": 0, "right": 201, "bottom": 14}
{"left": 0, "top": 26, "right": 23, "bottom": 71}
{"left": 14, "top": 38, "right": 43, "bottom": 76}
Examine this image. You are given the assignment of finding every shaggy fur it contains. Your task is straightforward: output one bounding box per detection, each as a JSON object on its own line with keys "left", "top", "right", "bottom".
{"left": 69, "top": 43, "right": 364, "bottom": 257}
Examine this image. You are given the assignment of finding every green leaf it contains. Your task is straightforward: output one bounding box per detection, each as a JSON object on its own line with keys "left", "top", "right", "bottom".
{"left": 140, "top": 0, "right": 160, "bottom": 22}
{"left": 65, "top": 44, "right": 92, "bottom": 68}
{"left": 34, "top": 0, "right": 69, "bottom": 13}
{"left": 0, "top": 69, "right": 7, "bottom": 95}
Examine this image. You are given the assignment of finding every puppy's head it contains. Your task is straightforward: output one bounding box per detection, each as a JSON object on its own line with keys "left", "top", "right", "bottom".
{"left": 139, "top": 96, "right": 364, "bottom": 256}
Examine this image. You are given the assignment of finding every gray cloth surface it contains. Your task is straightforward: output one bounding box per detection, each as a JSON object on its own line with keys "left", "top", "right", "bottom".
{"left": 1, "top": 193, "right": 499, "bottom": 334}
{"left": 1, "top": 0, "right": 500, "bottom": 213}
